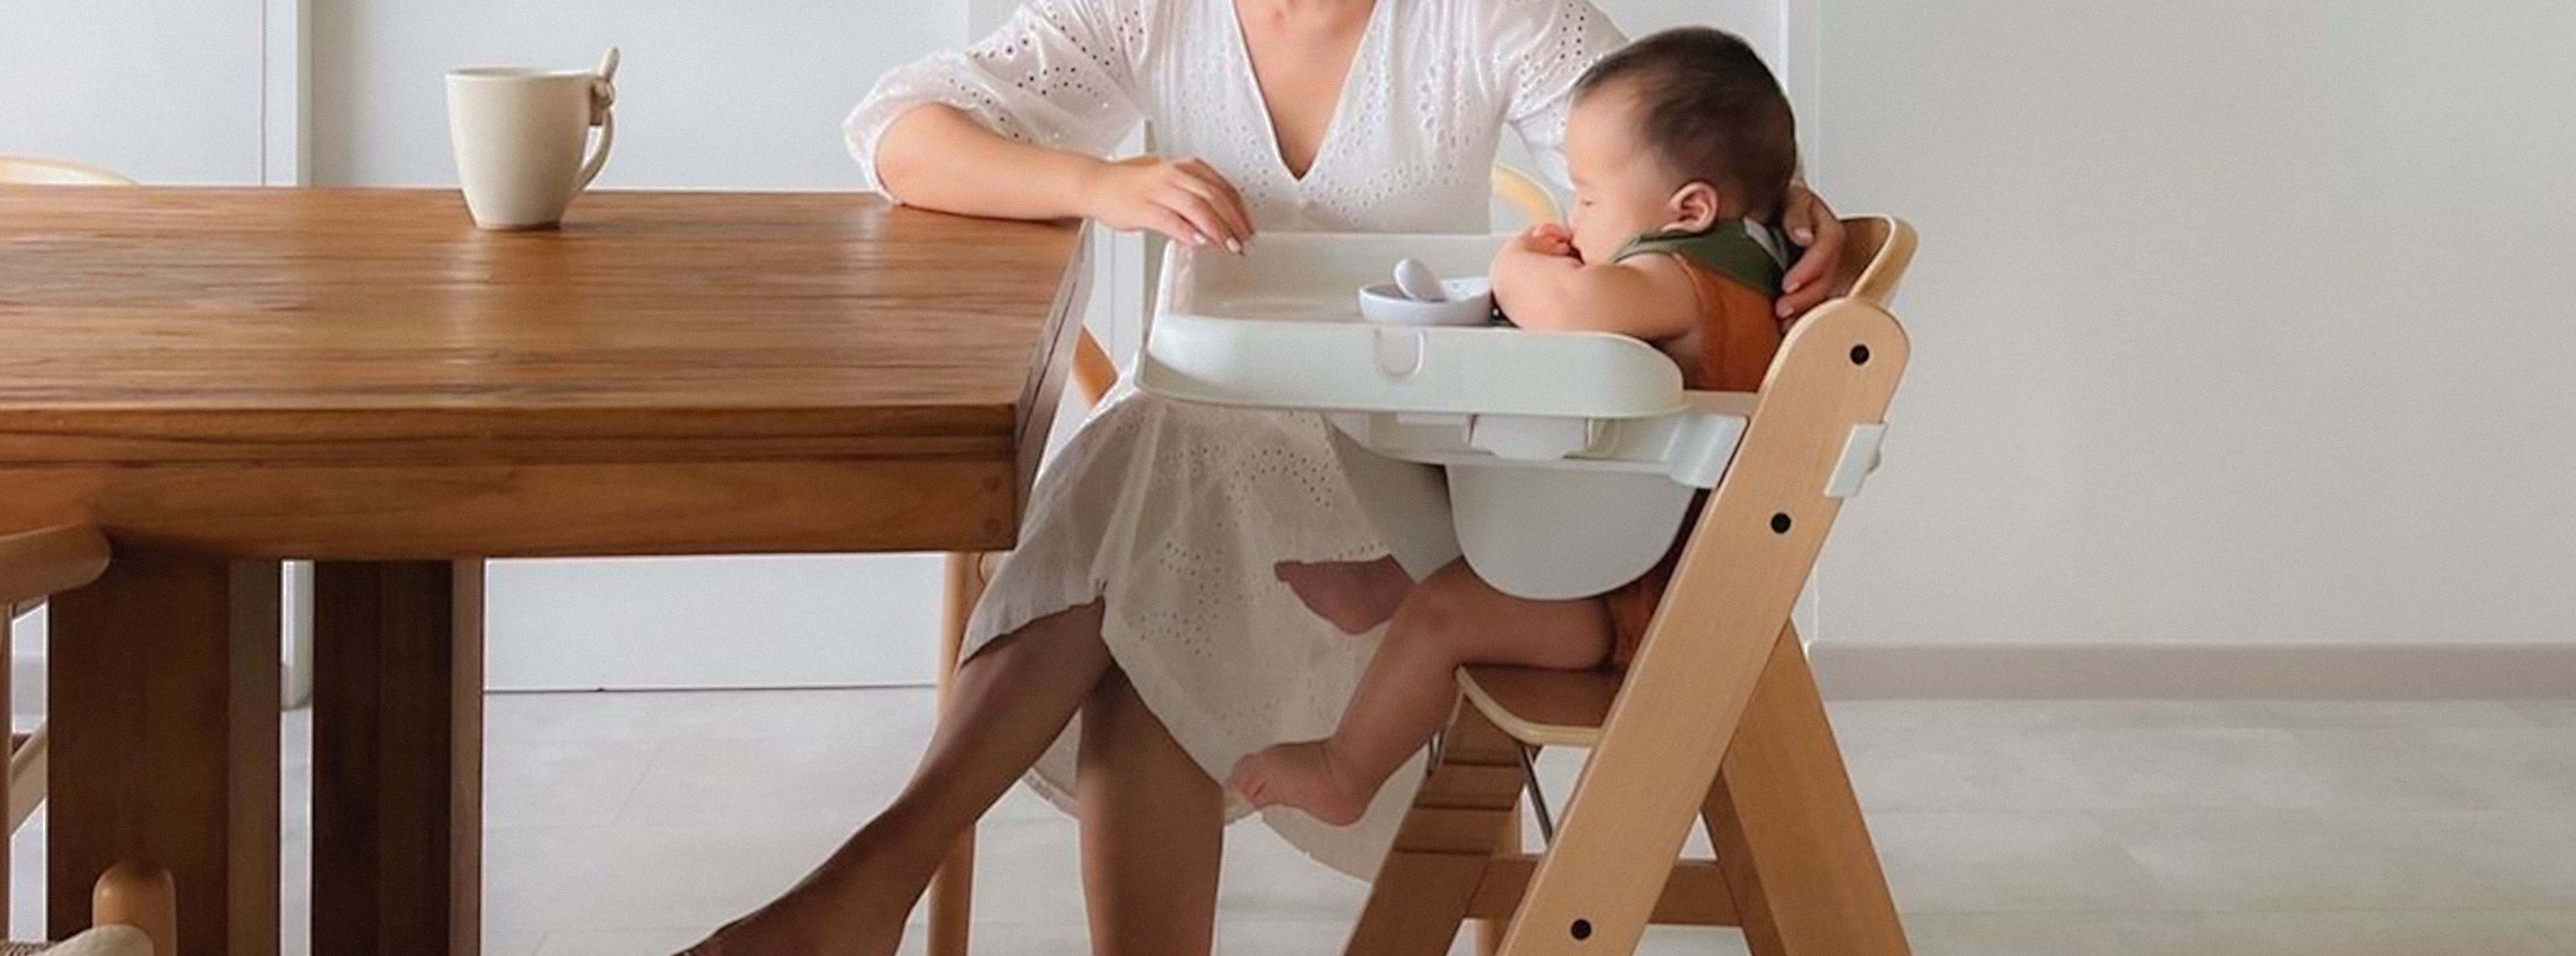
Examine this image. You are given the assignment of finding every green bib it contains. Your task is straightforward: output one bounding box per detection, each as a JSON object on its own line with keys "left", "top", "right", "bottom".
{"left": 1610, "top": 220, "right": 1788, "bottom": 296}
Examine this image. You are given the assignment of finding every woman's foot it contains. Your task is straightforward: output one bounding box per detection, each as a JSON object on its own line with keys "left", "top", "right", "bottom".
{"left": 1227, "top": 741, "right": 1373, "bottom": 826}
{"left": 671, "top": 869, "right": 910, "bottom": 956}
{"left": 1274, "top": 556, "right": 1414, "bottom": 635}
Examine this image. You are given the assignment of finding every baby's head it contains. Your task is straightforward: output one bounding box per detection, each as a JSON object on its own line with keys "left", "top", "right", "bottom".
{"left": 1563, "top": 27, "right": 1799, "bottom": 264}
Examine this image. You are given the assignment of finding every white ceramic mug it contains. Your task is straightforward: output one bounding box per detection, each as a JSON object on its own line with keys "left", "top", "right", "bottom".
{"left": 446, "top": 48, "right": 619, "bottom": 230}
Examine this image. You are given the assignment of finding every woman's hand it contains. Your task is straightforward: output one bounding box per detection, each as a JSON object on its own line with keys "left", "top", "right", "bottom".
{"left": 1077, "top": 157, "right": 1255, "bottom": 252}
{"left": 1776, "top": 183, "right": 1848, "bottom": 319}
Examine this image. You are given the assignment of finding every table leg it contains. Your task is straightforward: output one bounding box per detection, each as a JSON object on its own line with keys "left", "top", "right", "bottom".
{"left": 48, "top": 548, "right": 281, "bottom": 956}
{"left": 311, "top": 560, "right": 484, "bottom": 956}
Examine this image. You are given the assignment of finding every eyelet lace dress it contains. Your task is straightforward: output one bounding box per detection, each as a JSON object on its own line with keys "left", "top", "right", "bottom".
{"left": 846, "top": 0, "right": 1622, "bottom": 877}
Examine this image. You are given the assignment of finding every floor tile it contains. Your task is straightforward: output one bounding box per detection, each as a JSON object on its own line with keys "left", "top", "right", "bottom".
{"left": 2195, "top": 911, "right": 2567, "bottom": 956}
{"left": 489, "top": 688, "right": 937, "bottom": 745}
{"left": 2523, "top": 911, "right": 2576, "bottom": 954}
{"left": 1869, "top": 812, "right": 2179, "bottom": 913}
{"left": 534, "top": 928, "right": 705, "bottom": 956}
{"left": 489, "top": 738, "right": 664, "bottom": 827}
{"left": 1845, "top": 726, "right": 2344, "bottom": 812}
{"left": 11, "top": 691, "right": 2576, "bottom": 949}
{"left": 1897, "top": 913, "right": 2209, "bottom": 956}
{"left": 616, "top": 735, "right": 921, "bottom": 830}
{"left": 2508, "top": 701, "right": 2576, "bottom": 729}
{"left": 2105, "top": 811, "right": 2576, "bottom": 910}
{"left": 2291, "top": 727, "right": 2576, "bottom": 811}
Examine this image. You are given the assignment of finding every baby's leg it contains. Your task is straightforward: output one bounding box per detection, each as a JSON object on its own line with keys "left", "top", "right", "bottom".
{"left": 1230, "top": 559, "right": 1613, "bottom": 825}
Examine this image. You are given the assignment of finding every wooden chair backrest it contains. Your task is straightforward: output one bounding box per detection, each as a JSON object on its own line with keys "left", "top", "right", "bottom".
{"left": 1632, "top": 215, "right": 1919, "bottom": 664}
{"left": 0, "top": 525, "right": 111, "bottom": 610}
{"left": 0, "top": 156, "right": 137, "bottom": 187}
{"left": 1827, "top": 215, "right": 1917, "bottom": 308}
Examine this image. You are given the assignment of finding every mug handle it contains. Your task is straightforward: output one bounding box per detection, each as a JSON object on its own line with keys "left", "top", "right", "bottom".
{"left": 575, "top": 47, "right": 619, "bottom": 192}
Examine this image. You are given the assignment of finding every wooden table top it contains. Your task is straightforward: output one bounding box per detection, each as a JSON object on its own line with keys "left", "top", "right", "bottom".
{"left": 0, "top": 188, "right": 1089, "bottom": 557}
{"left": 0, "top": 188, "right": 1085, "bottom": 466}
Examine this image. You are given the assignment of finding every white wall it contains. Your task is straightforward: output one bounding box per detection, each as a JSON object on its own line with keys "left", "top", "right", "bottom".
{"left": 0, "top": 0, "right": 270, "bottom": 183}
{"left": 307, "top": 0, "right": 952, "bottom": 188}
{"left": 1809, "top": 0, "right": 2576, "bottom": 644}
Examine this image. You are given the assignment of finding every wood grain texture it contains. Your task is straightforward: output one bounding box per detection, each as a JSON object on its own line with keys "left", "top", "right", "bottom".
{"left": 0, "top": 458, "right": 1017, "bottom": 559}
{"left": 1707, "top": 631, "right": 1909, "bottom": 956}
{"left": 1493, "top": 302, "right": 1909, "bottom": 956}
{"left": 926, "top": 552, "right": 987, "bottom": 956}
{"left": 1342, "top": 708, "right": 1522, "bottom": 956}
{"left": 47, "top": 549, "right": 281, "bottom": 956}
{"left": 311, "top": 561, "right": 485, "bottom": 956}
{"left": 0, "top": 188, "right": 1081, "bottom": 467}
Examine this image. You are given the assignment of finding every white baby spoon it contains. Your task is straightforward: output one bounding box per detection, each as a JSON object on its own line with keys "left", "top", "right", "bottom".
{"left": 1392, "top": 258, "right": 1449, "bottom": 303}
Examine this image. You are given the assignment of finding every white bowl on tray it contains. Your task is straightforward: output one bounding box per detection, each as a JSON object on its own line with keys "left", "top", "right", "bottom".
{"left": 1357, "top": 279, "right": 1494, "bottom": 326}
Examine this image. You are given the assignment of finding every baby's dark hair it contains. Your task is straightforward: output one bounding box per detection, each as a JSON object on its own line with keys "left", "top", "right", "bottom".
{"left": 1575, "top": 27, "right": 1799, "bottom": 221}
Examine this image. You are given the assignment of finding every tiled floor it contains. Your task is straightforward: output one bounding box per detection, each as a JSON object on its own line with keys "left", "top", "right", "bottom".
{"left": 14, "top": 693, "right": 2576, "bottom": 955}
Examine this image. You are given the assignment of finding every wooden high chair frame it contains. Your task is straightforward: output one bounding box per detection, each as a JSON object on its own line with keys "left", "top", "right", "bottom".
{"left": 1343, "top": 217, "right": 1917, "bottom": 956}
{"left": 924, "top": 169, "right": 1568, "bottom": 956}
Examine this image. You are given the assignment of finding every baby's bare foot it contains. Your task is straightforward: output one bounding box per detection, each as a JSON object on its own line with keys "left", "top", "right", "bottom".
{"left": 1275, "top": 556, "right": 1413, "bottom": 635}
{"left": 1229, "top": 741, "right": 1373, "bottom": 827}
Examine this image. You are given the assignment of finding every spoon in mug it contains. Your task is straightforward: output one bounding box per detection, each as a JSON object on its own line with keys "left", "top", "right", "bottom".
{"left": 1392, "top": 258, "right": 1448, "bottom": 303}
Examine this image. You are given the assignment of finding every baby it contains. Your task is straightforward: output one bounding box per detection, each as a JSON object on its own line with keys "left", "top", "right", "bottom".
{"left": 1230, "top": 26, "right": 1802, "bottom": 825}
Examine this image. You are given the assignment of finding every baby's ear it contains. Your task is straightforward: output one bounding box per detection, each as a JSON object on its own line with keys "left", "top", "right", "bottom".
{"left": 1668, "top": 181, "right": 1723, "bottom": 231}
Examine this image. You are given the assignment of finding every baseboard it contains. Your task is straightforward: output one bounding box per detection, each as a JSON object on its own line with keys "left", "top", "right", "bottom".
{"left": 1811, "top": 640, "right": 2576, "bottom": 700}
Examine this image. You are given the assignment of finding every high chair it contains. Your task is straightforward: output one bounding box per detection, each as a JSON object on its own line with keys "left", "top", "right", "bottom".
{"left": 1342, "top": 217, "right": 1918, "bottom": 956}
{"left": 925, "top": 165, "right": 1572, "bottom": 956}
{"left": 2, "top": 525, "right": 181, "bottom": 956}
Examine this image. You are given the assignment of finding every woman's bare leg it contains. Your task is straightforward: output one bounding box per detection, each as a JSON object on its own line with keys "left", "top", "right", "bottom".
{"left": 1077, "top": 670, "right": 1226, "bottom": 956}
{"left": 1231, "top": 560, "right": 1612, "bottom": 825}
{"left": 681, "top": 600, "right": 1112, "bottom": 956}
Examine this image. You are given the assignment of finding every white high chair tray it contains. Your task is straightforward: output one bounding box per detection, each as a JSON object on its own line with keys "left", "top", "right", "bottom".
{"left": 1139, "top": 233, "right": 1688, "bottom": 419}
{"left": 1137, "top": 233, "right": 1755, "bottom": 600}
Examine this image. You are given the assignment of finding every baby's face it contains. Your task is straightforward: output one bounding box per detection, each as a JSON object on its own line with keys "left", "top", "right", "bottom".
{"left": 1563, "top": 88, "right": 1689, "bottom": 264}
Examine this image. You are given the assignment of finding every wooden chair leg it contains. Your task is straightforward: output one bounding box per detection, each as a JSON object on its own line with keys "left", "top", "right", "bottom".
{"left": 93, "top": 863, "right": 178, "bottom": 956}
{"left": 1345, "top": 706, "right": 1524, "bottom": 956}
{"left": 9, "top": 722, "right": 47, "bottom": 833}
{"left": 1703, "top": 627, "right": 1908, "bottom": 956}
{"left": 1475, "top": 790, "right": 1525, "bottom": 956}
{"left": 926, "top": 552, "right": 987, "bottom": 956}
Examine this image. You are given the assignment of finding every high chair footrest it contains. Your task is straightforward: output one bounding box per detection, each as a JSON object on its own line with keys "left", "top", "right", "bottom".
{"left": 1457, "top": 665, "right": 1622, "bottom": 749}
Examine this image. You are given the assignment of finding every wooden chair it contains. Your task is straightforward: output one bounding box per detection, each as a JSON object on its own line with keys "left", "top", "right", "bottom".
{"left": 1, "top": 526, "right": 180, "bottom": 956}
{"left": 0, "top": 158, "right": 136, "bottom": 187}
{"left": 1343, "top": 217, "right": 1920, "bottom": 956}
{"left": 924, "top": 168, "right": 1571, "bottom": 956}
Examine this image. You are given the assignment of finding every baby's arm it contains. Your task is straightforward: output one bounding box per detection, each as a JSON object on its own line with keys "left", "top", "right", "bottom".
{"left": 1491, "top": 226, "right": 1703, "bottom": 340}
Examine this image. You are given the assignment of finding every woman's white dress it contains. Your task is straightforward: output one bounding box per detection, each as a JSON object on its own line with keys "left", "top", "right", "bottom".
{"left": 846, "top": 0, "right": 1622, "bottom": 877}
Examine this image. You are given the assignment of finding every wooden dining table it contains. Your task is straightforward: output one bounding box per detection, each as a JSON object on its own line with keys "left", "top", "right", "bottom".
{"left": 0, "top": 187, "right": 1089, "bottom": 956}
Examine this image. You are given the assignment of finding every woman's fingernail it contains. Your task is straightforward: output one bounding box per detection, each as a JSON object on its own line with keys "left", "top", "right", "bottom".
{"left": 1227, "top": 238, "right": 1244, "bottom": 254}
{"left": 1794, "top": 230, "right": 1816, "bottom": 243}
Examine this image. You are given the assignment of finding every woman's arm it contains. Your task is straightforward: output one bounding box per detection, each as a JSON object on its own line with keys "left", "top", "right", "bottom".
{"left": 876, "top": 105, "right": 1252, "bottom": 249}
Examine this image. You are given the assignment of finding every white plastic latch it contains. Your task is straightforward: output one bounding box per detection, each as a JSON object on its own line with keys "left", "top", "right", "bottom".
{"left": 1824, "top": 424, "right": 1887, "bottom": 499}
{"left": 1373, "top": 328, "right": 1426, "bottom": 377}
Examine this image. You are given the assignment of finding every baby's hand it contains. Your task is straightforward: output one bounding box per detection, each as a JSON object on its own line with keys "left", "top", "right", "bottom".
{"left": 1511, "top": 223, "right": 1578, "bottom": 260}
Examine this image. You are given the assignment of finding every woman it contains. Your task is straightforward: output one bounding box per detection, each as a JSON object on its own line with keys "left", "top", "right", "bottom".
{"left": 688, "top": 0, "right": 1844, "bottom": 953}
